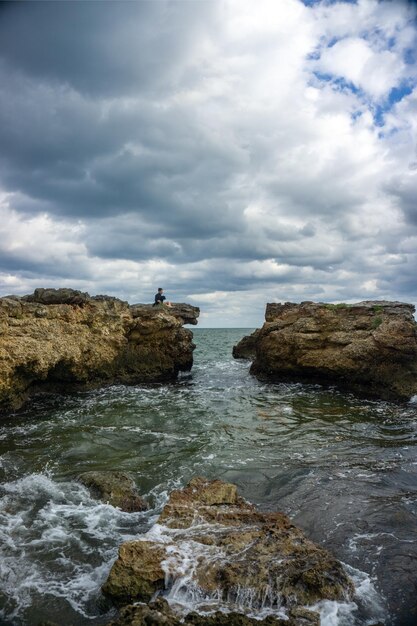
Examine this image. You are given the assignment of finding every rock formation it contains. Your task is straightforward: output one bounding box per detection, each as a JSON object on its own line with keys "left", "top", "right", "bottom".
{"left": 78, "top": 471, "right": 148, "bottom": 512}
{"left": 0, "top": 288, "right": 199, "bottom": 413}
{"left": 103, "top": 477, "right": 353, "bottom": 622}
{"left": 106, "top": 597, "right": 320, "bottom": 626}
{"left": 234, "top": 301, "right": 417, "bottom": 401}
{"left": 232, "top": 329, "right": 260, "bottom": 360}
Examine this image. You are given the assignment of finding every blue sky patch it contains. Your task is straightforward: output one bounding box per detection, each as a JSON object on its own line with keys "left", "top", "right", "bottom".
{"left": 300, "top": 0, "right": 357, "bottom": 6}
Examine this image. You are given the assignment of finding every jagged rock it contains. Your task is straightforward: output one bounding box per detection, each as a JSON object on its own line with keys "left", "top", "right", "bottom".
{"left": 232, "top": 329, "right": 261, "bottom": 359}
{"left": 103, "top": 478, "right": 353, "bottom": 617}
{"left": 106, "top": 598, "right": 320, "bottom": 625}
{"left": 102, "top": 541, "right": 167, "bottom": 603}
{"left": 233, "top": 301, "right": 417, "bottom": 401}
{"left": 23, "top": 287, "right": 91, "bottom": 305}
{"left": 78, "top": 471, "right": 148, "bottom": 512}
{"left": 0, "top": 289, "right": 199, "bottom": 413}
{"left": 159, "top": 476, "right": 239, "bottom": 528}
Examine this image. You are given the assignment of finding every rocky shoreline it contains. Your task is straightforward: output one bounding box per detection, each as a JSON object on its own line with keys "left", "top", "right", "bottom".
{"left": 102, "top": 477, "right": 354, "bottom": 626}
{"left": 0, "top": 288, "right": 199, "bottom": 413}
{"left": 234, "top": 300, "right": 417, "bottom": 401}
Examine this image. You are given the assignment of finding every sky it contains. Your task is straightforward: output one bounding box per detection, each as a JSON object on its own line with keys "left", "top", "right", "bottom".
{"left": 0, "top": 0, "right": 416, "bottom": 327}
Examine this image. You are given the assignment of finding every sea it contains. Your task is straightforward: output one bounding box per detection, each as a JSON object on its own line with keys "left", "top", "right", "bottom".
{"left": 0, "top": 328, "right": 416, "bottom": 626}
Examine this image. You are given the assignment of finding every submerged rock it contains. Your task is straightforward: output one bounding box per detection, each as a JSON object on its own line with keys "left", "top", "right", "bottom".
{"left": 0, "top": 289, "right": 199, "bottom": 413}
{"left": 78, "top": 471, "right": 148, "bottom": 512}
{"left": 106, "top": 598, "right": 320, "bottom": 626}
{"left": 103, "top": 477, "right": 353, "bottom": 619}
{"left": 233, "top": 301, "right": 417, "bottom": 401}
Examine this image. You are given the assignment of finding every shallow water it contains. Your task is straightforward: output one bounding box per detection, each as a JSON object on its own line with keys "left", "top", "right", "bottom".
{"left": 0, "top": 328, "right": 416, "bottom": 625}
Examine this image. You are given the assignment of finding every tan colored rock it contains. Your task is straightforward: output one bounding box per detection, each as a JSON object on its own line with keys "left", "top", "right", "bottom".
{"left": 78, "top": 471, "right": 148, "bottom": 512}
{"left": 234, "top": 301, "right": 417, "bottom": 401}
{"left": 0, "top": 289, "right": 199, "bottom": 413}
{"left": 103, "top": 478, "right": 353, "bottom": 615}
{"left": 103, "top": 541, "right": 167, "bottom": 602}
{"left": 158, "top": 476, "right": 240, "bottom": 528}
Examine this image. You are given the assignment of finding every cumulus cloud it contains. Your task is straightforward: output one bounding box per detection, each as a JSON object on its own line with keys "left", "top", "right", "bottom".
{"left": 0, "top": 0, "right": 416, "bottom": 326}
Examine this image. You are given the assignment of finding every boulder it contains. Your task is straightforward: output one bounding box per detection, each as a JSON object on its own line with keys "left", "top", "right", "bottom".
{"left": 103, "top": 478, "right": 353, "bottom": 617}
{"left": 233, "top": 301, "right": 417, "bottom": 401}
{"left": 0, "top": 289, "right": 199, "bottom": 413}
{"left": 78, "top": 471, "right": 148, "bottom": 512}
{"left": 102, "top": 541, "right": 167, "bottom": 602}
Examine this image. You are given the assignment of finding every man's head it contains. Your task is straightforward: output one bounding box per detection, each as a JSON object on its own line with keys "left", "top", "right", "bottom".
{"left": 158, "top": 287, "right": 163, "bottom": 293}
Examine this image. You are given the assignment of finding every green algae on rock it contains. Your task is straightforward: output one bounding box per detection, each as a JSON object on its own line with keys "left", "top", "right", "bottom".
{"left": 233, "top": 300, "right": 417, "bottom": 401}
{"left": 78, "top": 471, "right": 148, "bottom": 512}
{"left": 103, "top": 478, "right": 353, "bottom": 617}
{"left": 0, "top": 288, "right": 199, "bottom": 413}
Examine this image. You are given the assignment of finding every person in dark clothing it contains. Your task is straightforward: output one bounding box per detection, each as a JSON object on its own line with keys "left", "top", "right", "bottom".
{"left": 153, "top": 287, "right": 172, "bottom": 307}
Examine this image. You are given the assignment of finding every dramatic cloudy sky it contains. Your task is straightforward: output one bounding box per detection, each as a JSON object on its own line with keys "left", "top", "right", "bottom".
{"left": 0, "top": 0, "right": 416, "bottom": 326}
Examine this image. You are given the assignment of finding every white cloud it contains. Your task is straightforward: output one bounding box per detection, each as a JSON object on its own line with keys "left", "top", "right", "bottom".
{"left": 317, "top": 37, "right": 405, "bottom": 98}
{"left": 0, "top": 0, "right": 416, "bottom": 326}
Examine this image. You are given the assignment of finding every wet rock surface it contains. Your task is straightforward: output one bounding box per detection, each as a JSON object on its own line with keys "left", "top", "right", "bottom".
{"left": 106, "top": 598, "right": 320, "bottom": 626}
{"left": 103, "top": 478, "right": 353, "bottom": 621}
{"left": 103, "top": 540, "right": 166, "bottom": 602}
{"left": 78, "top": 471, "right": 148, "bottom": 512}
{"left": 234, "top": 301, "right": 417, "bottom": 401}
{"left": 0, "top": 289, "right": 199, "bottom": 413}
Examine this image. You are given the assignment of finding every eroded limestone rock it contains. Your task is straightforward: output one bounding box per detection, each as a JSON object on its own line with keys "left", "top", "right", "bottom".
{"left": 106, "top": 598, "right": 320, "bottom": 626}
{"left": 78, "top": 471, "right": 148, "bottom": 512}
{"left": 102, "top": 541, "right": 167, "bottom": 602}
{"left": 0, "top": 289, "right": 199, "bottom": 413}
{"left": 233, "top": 301, "right": 417, "bottom": 401}
{"left": 103, "top": 478, "right": 353, "bottom": 618}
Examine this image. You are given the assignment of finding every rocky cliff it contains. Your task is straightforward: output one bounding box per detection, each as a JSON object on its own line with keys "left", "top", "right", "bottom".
{"left": 103, "top": 477, "right": 353, "bottom": 624}
{"left": 234, "top": 301, "right": 417, "bottom": 401}
{"left": 0, "top": 288, "right": 199, "bottom": 413}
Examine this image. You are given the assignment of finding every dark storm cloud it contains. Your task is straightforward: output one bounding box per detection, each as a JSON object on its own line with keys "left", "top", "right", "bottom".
{"left": 0, "top": 0, "right": 243, "bottom": 242}
{"left": 0, "top": 56, "right": 246, "bottom": 238}
{"left": 0, "top": 1, "right": 217, "bottom": 97}
{"left": 0, "top": 0, "right": 416, "bottom": 325}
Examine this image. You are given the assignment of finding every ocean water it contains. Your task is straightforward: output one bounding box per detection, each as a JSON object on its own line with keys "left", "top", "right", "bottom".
{"left": 0, "top": 328, "right": 416, "bottom": 626}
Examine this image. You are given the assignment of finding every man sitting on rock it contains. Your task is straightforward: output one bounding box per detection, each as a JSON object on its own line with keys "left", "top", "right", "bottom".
{"left": 153, "top": 287, "right": 172, "bottom": 307}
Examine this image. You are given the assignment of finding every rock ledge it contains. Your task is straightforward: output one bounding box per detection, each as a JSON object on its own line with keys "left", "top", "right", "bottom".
{"left": 0, "top": 288, "right": 199, "bottom": 413}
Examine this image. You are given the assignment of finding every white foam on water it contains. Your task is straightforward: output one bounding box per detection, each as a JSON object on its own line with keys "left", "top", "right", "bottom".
{"left": 347, "top": 530, "right": 413, "bottom": 557}
{"left": 313, "top": 599, "right": 359, "bottom": 626}
{"left": 136, "top": 521, "right": 387, "bottom": 625}
{"left": 0, "top": 472, "right": 150, "bottom": 621}
{"left": 312, "top": 564, "right": 386, "bottom": 626}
